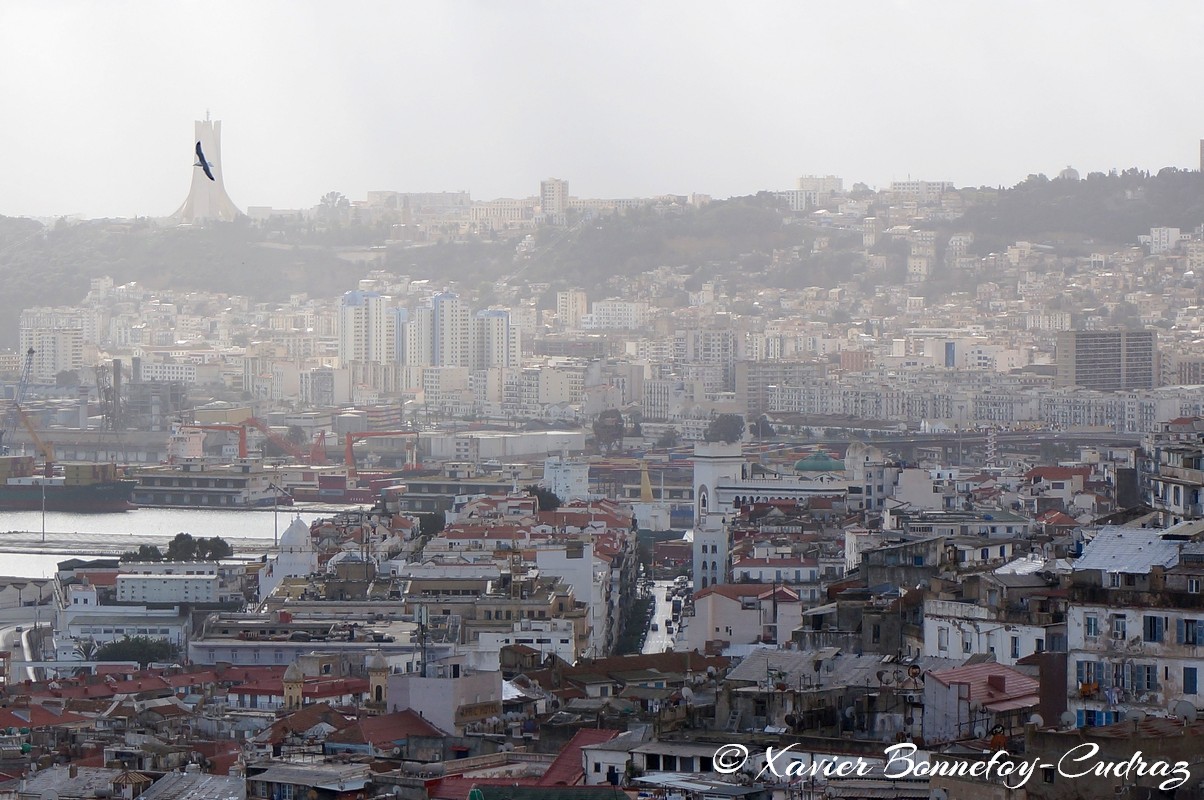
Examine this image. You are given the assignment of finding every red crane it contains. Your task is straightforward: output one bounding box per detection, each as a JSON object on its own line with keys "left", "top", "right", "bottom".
{"left": 308, "top": 430, "right": 329, "bottom": 465}
{"left": 343, "top": 431, "right": 418, "bottom": 479}
{"left": 246, "top": 417, "right": 310, "bottom": 462}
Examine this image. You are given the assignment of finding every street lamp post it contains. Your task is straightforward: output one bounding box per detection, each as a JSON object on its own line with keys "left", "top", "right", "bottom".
{"left": 267, "top": 483, "right": 283, "bottom": 546}
{"left": 40, "top": 478, "right": 46, "bottom": 543}
{"left": 29, "top": 580, "right": 45, "bottom": 635}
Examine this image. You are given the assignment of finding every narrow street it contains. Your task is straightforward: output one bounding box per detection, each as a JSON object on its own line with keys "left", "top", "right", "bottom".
{"left": 642, "top": 579, "right": 683, "bottom": 654}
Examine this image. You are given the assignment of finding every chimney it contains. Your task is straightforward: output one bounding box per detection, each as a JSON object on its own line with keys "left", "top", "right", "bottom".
{"left": 69, "top": 764, "right": 78, "bottom": 779}
{"left": 988, "top": 674, "right": 1007, "bottom": 693}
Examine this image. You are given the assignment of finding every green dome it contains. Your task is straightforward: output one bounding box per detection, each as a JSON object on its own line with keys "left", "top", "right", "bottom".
{"left": 793, "top": 452, "right": 845, "bottom": 472}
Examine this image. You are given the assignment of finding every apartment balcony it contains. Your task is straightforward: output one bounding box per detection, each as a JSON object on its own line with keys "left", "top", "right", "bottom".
{"left": 1156, "top": 464, "right": 1204, "bottom": 485}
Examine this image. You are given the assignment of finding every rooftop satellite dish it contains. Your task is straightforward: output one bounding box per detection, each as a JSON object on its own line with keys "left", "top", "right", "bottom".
{"left": 1060, "top": 711, "right": 1077, "bottom": 729}
{"left": 931, "top": 790, "right": 949, "bottom": 800}
{"left": 844, "top": 706, "right": 856, "bottom": 720}
{"left": 876, "top": 670, "right": 888, "bottom": 684}
{"left": 1174, "top": 701, "right": 1198, "bottom": 723}
{"left": 973, "top": 725, "right": 986, "bottom": 738}
{"left": 1028, "top": 713, "right": 1044, "bottom": 727}
{"left": 1130, "top": 711, "right": 1147, "bottom": 724}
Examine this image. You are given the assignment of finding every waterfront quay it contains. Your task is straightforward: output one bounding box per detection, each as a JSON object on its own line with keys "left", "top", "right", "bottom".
{"left": 0, "top": 530, "right": 278, "bottom": 557}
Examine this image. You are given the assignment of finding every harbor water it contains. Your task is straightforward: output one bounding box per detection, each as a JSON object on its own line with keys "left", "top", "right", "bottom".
{"left": 0, "top": 507, "right": 336, "bottom": 578}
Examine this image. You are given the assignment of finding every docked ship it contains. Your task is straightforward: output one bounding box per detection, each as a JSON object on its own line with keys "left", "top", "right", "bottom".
{"left": 0, "top": 456, "right": 135, "bottom": 512}
{"left": 129, "top": 458, "right": 292, "bottom": 509}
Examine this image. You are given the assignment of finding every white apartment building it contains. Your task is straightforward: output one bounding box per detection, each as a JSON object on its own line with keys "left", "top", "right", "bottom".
{"left": 337, "top": 290, "right": 395, "bottom": 366}
{"left": 556, "top": 289, "right": 588, "bottom": 330}
{"left": 923, "top": 598, "right": 1051, "bottom": 667}
{"left": 583, "top": 300, "right": 649, "bottom": 331}
{"left": 472, "top": 310, "right": 520, "bottom": 369}
{"left": 540, "top": 178, "right": 569, "bottom": 217}
{"left": 473, "top": 618, "right": 578, "bottom": 669}
{"left": 20, "top": 327, "right": 84, "bottom": 381}
{"left": 116, "top": 574, "right": 220, "bottom": 604}
{"left": 798, "top": 175, "right": 844, "bottom": 194}
{"left": 432, "top": 292, "right": 472, "bottom": 368}
{"left": 1066, "top": 526, "right": 1204, "bottom": 727}
{"left": 1142, "top": 227, "right": 1189, "bottom": 255}
{"left": 469, "top": 198, "right": 535, "bottom": 229}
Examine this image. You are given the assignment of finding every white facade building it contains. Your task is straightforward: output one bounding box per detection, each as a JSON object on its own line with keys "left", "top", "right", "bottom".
{"left": 116, "top": 574, "right": 219, "bottom": 604}
{"left": 258, "top": 516, "right": 319, "bottom": 601}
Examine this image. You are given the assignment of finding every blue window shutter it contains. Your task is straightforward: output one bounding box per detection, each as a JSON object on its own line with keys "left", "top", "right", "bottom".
{"left": 1178, "top": 618, "right": 1186, "bottom": 644}
{"left": 1196, "top": 621, "right": 1203, "bottom": 644}
{"left": 1076, "top": 661, "right": 1086, "bottom": 685}
{"left": 1077, "top": 710, "right": 1086, "bottom": 728}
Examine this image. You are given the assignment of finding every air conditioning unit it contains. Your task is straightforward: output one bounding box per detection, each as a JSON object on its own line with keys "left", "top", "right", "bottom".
{"left": 1112, "top": 631, "right": 1125, "bottom": 640}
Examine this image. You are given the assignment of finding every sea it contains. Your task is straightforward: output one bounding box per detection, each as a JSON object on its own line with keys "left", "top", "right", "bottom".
{"left": 0, "top": 507, "right": 336, "bottom": 578}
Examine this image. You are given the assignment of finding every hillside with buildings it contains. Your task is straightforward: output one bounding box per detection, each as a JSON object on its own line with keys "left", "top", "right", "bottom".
{"left": 7, "top": 169, "right": 1204, "bottom": 351}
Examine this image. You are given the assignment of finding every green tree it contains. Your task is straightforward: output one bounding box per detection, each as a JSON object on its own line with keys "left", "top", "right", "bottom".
{"left": 704, "top": 413, "right": 745, "bottom": 444}
{"left": 319, "top": 191, "right": 350, "bottom": 222}
{"left": 165, "top": 533, "right": 197, "bottom": 561}
{"left": 593, "top": 408, "right": 625, "bottom": 453}
{"left": 55, "top": 370, "right": 80, "bottom": 388}
{"left": 94, "top": 636, "right": 179, "bottom": 667}
{"left": 750, "top": 415, "right": 775, "bottom": 439}
{"left": 656, "top": 429, "right": 679, "bottom": 449}
{"left": 197, "top": 536, "right": 233, "bottom": 560}
{"left": 524, "top": 484, "right": 562, "bottom": 512}
{"left": 120, "top": 544, "right": 164, "bottom": 562}
{"left": 626, "top": 410, "right": 644, "bottom": 437}
{"left": 163, "top": 533, "right": 231, "bottom": 561}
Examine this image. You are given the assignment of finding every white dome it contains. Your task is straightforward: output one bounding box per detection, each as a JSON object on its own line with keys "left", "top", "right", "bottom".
{"left": 279, "top": 517, "right": 312, "bottom": 550}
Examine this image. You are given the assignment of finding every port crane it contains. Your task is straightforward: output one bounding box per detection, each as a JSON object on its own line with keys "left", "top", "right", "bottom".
{"left": 0, "top": 348, "right": 34, "bottom": 456}
{"left": 245, "top": 417, "right": 310, "bottom": 462}
{"left": 343, "top": 430, "right": 418, "bottom": 478}
{"left": 309, "top": 430, "right": 329, "bottom": 465}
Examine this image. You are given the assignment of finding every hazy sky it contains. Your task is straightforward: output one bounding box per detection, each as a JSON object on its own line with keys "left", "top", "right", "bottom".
{"left": 4, "top": 1, "right": 1204, "bottom": 219}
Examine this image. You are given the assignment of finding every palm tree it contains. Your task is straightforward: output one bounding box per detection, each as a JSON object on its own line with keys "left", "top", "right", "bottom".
{"left": 73, "top": 638, "right": 98, "bottom": 661}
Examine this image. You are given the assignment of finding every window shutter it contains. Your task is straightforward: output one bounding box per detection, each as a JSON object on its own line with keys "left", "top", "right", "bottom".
{"left": 1178, "top": 618, "right": 1186, "bottom": 644}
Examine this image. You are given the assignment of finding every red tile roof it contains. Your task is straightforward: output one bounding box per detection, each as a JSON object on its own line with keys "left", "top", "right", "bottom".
{"left": 326, "top": 709, "right": 448, "bottom": 747}
{"left": 927, "top": 663, "right": 1039, "bottom": 711}
{"left": 1025, "top": 466, "right": 1090, "bottom": 482}
{"left": 536, "top": 728, "right": 622, "bottom": 786}
{"left": 227, "top": 677, "right": 368, "bottom": 699}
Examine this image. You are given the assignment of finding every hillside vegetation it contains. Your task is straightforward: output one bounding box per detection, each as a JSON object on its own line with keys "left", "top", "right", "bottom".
{"left": 3, "top": 168, "right": 1204, "bottom": 347}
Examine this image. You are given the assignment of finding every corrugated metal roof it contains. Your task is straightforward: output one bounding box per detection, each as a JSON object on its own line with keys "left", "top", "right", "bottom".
{"left": 1074, "top": 526, "right": 1181, "bottom": 573}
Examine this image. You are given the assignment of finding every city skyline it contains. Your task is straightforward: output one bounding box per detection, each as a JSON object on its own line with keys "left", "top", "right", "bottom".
{"left": 5, "top": 1, "right": 1204, "bottom": 218}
